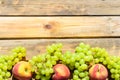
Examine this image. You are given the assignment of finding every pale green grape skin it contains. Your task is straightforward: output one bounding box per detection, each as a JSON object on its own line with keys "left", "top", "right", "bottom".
{"left": 81, "top": 64, "right": 88, "bottom": 70}
{"left": 6, "top": 72, "right": 11, "bottom": 78}
{"left": 37, "top": 63, "right": 42, "bottom": 68}
{"left": 47, "top": 46, "right": 54, "bottom": 53}
{"left": 94, "top": 58, "right": 99, "bottom": 63}
{"left": 110, "top": 69, "right": 115, "bottom": 73}
{"left": 79, "top": 59, "right": 85, "bottom": 65}
{"left": 115, "top": 74, "right": 119, "bottom": 79}
{"left": 35, "top": 74, "right": 41, "bottom": 79}
{"left": 49, "top": 68, "right": 54, "bottom": 73}
{"left": 75, "top": 62, "right": 79, "bottom": 68}
{"left": 79, "top": 72, "right": 86, "bottom": 78}
{"left": 1, "top": 71, "right": 5, "bottom": 76}
{"left": 73, "top": 75, "right": 79, "bottom": 80}
{"left": 0, "top": 76, "right": 3, "bottom": 80}
{"left": 74, "top": 70, "right": 79, "bottom": 75}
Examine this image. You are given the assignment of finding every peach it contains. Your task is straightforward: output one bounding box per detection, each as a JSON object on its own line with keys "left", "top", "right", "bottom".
{"left": 52, "top": 64, "right": 70, "bottom": 80}
{"left": 89, "top": 64, "right": 108, "bottom": 80}
{"left": 12, "top": 61, "right": 32, "bottom": 80}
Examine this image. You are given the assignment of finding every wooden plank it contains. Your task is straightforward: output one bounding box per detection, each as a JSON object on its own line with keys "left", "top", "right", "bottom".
{"left": 0, "top": 0, "right": 120, "bottom": 15}
{"left": 0, "top": 17, "right": 120, "bottom": 38}
{"left": 0, "top": 38, "right": 120, "bottom": 59}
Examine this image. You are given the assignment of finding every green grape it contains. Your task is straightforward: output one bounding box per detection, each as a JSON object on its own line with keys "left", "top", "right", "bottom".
{"left": 99, "top": 58, "right": 104, "bottom": 62}
{"left": 74, "top": 70, "right": 79, "bottom": 75}
{"left": 18, "top": 53, "right": 23, "bottom": 58}
{"left": 85, "top": 71, "right": 89, "bottom": 76}
{"left": 45, "top": 69, "right": 50, "bottom": 76}
{"left": 51, "top": 44, "right": 57, "bottom": 50}
{"left": 47, "top": 45, "right": 54, "bottom": 53}
{"left": 0, "top": 69, "right": 2, "bottom": 74}
{"left": 79, "top": 59, "right": 85, "bottom": 65}
{"left": 37, "top": 63, "right": 42, "bottom": 68}
{"left": 32, "top": 56, "right": 38, "bottom": 62}
{"left": 75, "top": 47, "right": 82, "bottom": 52}
{"left": 66, "top": 59, "right": 70, "bottom": 64}
{"left": 14, "top": 58, "right": 19, "bottom": 63}
{"left": 103, "top": 61, "right": 107, "bottom": 65}
{"left": 51, "top": 60, "right": 56, "bottom": 65}
{"left": 73, "top": 75, "right": 79, "bottom": 80}
{"left": 52, "top": 56, "right": 58, "bottom": 61}
{"left": 79, "top": 42, "right": 85, "bottom": 48}
{"left": 7, "top": 65, "right": 12, "bottom": 70}
{"left": 6, "top": 72, "right": 11, "bottom": 78}
{"left": 45, "top": 61, "right": 52, "bottom": 68}
{"left": 84, "top": 76, "right": 89, "bottom": 80}
{"left": 79, "top": 72, "right": 86, "bottom": 78}
{"left": 0, "top": 76, "right": 3, "bottom": 80}
{"left": 3, "top": 65, "right": 7, "bottom": 71}
{"left": 79, "top": 53, "right": 85, "bottom": 59}
{"left": 84, "top": 56, "right": 91, "bottom": 62}
{"left": 57, "top": 43, "right": 63, "bottom": 48}
{"left": 46, "top": 54, "right": 51, "bottom": 59}
{"left": 54, "top": 52, "right": 62, "bottom": 58}
{"left": 82, "top": 48, "right": 88, "bottom": 53}
{"left": 81, "top": 64, "right": 88, "bottom": 70}
{"left": 35, "top": 74, "right": 41, "bottom": 79}
{"left": 70, "top": 57, "right": 76, "bottom": 63}
{"left": 75, "top": 62, "right": 79, "bottom": 68}
{"left": 0, "top": 64, "right": 3, "bottom": 69}
{"left": 49, "top": 68, "right": 54, "bottom": 73}
{"left": 1, "top": 71, "right": 5, "bottom": 76}
{"left": 115, "top": 74, "right": 119, "bottom": 79}
{"left": 94, "top": 58, "right": 99, "bottom": 63}
{"left": 78, "top": 66, "right": 82, "bottom": 72}
{"left": 41, "top": 70, "right": 46, "bottom": 75}
{"left": 75, "top": 54, "right": 80, "bottom": 61}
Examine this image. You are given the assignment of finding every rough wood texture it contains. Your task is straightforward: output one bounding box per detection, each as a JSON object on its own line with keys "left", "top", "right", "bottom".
{"left": 0, "top": 17, "right": 120, "bottom": 38}
{"left": 0, "top": 0, "right": 120, "bottom": 15}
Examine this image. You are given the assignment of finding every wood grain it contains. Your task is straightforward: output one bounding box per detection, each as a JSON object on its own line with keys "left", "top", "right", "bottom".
{"left": 0, "top": 17, "right": 120, "bottom": 38}
{"left": 0, "top": 0, "right": 120, "bottom": 15}
{"left": 0, "top": 39, "right": 120, "bottom": 59}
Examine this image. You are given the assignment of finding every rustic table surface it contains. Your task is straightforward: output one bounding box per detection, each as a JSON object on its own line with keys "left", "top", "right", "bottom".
{"left": 0, "top": 0, "right": 120, "bottom": 80}
{"left": 0, "top": 0, "right": 120, "bottom": 15}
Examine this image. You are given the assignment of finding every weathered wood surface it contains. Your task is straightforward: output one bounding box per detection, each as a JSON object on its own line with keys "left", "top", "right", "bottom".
{"left": 0, "top": 17, "right": 120, "bottom": 38}
{"left": 0, "top": 0, "right": 120, "bottom": 15}
{"left": 0, "top": 39, "right": 120, "bottom": 59}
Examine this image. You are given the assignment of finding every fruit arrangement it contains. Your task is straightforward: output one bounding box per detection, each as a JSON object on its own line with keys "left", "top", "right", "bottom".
{"left": 0, "top": 43, "right": 120, "bottom": 80}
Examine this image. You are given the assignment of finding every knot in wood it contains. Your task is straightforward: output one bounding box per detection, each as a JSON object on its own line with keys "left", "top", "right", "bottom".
{"left": 44, "top": 24, "right": 52, "bottom": 29}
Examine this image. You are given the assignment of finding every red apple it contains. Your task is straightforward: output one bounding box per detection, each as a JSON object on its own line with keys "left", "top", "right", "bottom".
{"left": 12, "top": 61, "right": 32, "bottom": 80}
{"left": 52, "top": 64, "right": 70, "bottom": 80}
{"left": 89, "top": 64, "right": 108, "bottom": 80}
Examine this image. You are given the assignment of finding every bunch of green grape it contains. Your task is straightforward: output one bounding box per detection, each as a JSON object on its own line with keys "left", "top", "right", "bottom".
{"left": 91, "top": 47, "right": 110, "bottom": 65}
{"left": 108, "top": 56, "right": 120, "bottom": 80}
{"left": 0, "top": 55, "right": 12, "bottom": 80}
{"left": 61, "top": 43, "right": 93, "bottom": 80}
{"left": 29, "top": 43, "right": 63, "bottom": 80}
{"left": 0, "top": 46, "right": 26, "bottom": 80}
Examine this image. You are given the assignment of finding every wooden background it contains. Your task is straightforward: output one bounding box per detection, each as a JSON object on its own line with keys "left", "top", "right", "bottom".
{"left": 0, "top": 17, "right": 120, "bottom": 58}
{"left": 0, "top": 0, "right": 120, "bottom": 15}
{"left": 0, "top": 0, "right": 120, "bottom": 80}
